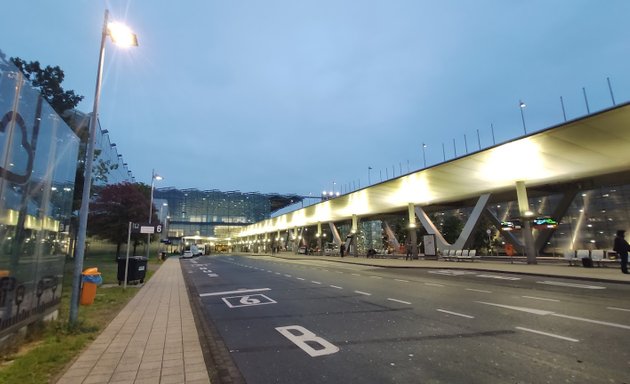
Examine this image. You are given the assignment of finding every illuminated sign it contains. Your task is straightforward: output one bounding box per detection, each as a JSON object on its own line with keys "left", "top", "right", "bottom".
{"left": 500, "top": 220, "right": 522, "bottom": 231}
{"left": 533, "top": 217, "right": 558, "bottom": 229}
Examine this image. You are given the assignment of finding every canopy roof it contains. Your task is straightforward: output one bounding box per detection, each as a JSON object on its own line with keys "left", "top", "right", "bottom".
{"left": 242, "top": 102, "right": 630, "bottom": 236}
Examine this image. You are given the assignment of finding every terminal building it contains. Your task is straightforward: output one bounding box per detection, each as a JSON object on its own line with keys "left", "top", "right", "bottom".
{"left": 238, "top": 102, "right": 630, "bottom": 263}
{"left": 154, "top": 188, "right": 303, "bottom": 252}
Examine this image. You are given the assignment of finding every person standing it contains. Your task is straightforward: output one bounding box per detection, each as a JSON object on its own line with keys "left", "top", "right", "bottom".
{"left": 613, "top": 230, "right": 630, "bottom": 274}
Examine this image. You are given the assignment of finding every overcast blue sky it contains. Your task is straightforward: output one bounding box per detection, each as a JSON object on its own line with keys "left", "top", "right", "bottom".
{"left": 2, "top": 1, "right": 629, "bottom": 199}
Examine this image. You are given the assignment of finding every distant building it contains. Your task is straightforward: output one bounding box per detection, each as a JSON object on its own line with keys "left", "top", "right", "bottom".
{"left": 154, "top": 188, "right": 302, "bottom": 251}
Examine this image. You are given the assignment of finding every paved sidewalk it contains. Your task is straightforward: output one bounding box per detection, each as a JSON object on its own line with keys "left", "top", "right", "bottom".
{"left": 57, "top": 257, "right": 211, "bottom": 384}
{"left": 258, "top": 252, "right": 630, "bottom": 284}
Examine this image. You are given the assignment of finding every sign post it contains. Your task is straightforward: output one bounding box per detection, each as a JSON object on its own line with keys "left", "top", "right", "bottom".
{"left": 124, "top": 222, "right": 132, "bottom": 290}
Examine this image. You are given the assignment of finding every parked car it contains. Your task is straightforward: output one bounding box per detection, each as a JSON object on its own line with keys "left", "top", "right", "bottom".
{"left": 298, "top": 246, "right": 307, "bottom": 254}
{"left": 182, "top": 250, "right": 193, "bottom": 259}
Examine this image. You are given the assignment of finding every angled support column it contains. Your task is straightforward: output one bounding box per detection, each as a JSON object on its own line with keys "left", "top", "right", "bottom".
{"left": 516, "top": 181, "right": 537, "bottom": 264}
{"left": 328, "top": 222, "right": 342, "bottom": 246}
{"left": 383, "top": 222, "right": 401, "bottom": 249}
{"left": 534, "top": 188, "right": 578, "bottom": 253}
{"left": 483, "top": 208, "right": 524, "bottom": 252}
{"left": 415, "top": 193, "right": 491, "bottom": 252}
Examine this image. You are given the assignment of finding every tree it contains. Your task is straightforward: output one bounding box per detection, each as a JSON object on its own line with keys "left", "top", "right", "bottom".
{"left": 10, "top": 57, "right": 84, "bottom": 117}
{"left": 87, "top": 183, "right": 156, "bottom": 258}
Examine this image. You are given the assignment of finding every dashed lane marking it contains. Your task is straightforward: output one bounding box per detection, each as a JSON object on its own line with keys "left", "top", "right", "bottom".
{"left": 437, "top": 309, "right": 474, "bottom": 319}
{"left": 522, "top": 296, "right": 560, "bottom": 302}
{"left": 355, "top": 290, "right": 372, "bottom": 296}
{"left": 387, "top": 298, "right": 411, "bottom": 305}
{"left": 515, "top": 327, "right": 578, "bottom": 342}
{"left": 466, "top": 288, "right": 492, "bottom": 293}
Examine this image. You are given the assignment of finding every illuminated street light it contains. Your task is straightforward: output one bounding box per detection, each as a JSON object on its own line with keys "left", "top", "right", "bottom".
{"left": 422, "top": 142, "right": 427, "bottom": 168}
{"left": 519, "top": 100, "right": 527, "bottom": 134}
{"left": 71, "top": 9, "right": 138, "bottom": 325}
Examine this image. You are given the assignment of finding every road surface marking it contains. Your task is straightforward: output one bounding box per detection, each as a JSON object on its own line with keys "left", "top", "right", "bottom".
{"left": 466, "top": 288, "right": 492, "bottom": 293}
{"left": 200, "top": 288, "right": 271, "bottom": 297}
{"left": 475, "top": 301, "right": 555, "bottom": 315}
{"left": 516, "top": 327, "right": 578, "bottom": 342}
{"left": 551, "top": 313, "right": 630, "bottom": 330}
{"left": 222, "top": 294, "right": 277, "bottom": 308}
{"left": 335, "top": 271, "right": 344, "bottom": 274}
{"left": 607, "top": 307, "right": 630, "bottom": 312}
{"left": 207, "top": 273, "right": 218, "bottom": 277}
{"left": 370, "top": 276, "right": 383, "bottom": 279}
{"left": 388, "top": 298, "right": 411, "bottom": 305}
{"left": 355, "top": 290, "right": 372, "bottom": 296}
{"left": 330, "top": 285, "right": 343, "bottom": 289}
{"left": 424, "top": 283, "right": 445, "bottom": 287}
{"left": 522, "top": 296, "right": 560, "bottom": 302}
{"left": 351, "top": 273, "right": 361, "bottom": 276}
{"left": 478, "top": 301, "right": 630, "bottom": 330}
{"left": 284, "top": 274, "right": 292, "bottom": 277}
{"left": 395, "top": 279, "right": 410, "bottom": 283}
{"left": 296, "top": 277, "right": 305, "bottom": 281}
{"left": 429, "top": 270, "right": 476, "bottom": 276}
{"left": 537, "top": 281, "right": 606, "bottom": 289}
{"left": 311, "top": 281, "right": 322, "bottom": 285}
{"left": 476, "top": 274, "right": 521, "bottom": 280}
{"left": 275, "top": 272, "right": 281, "bottom": 275}
{"left": 276, "top": 325, "right": 339, "bottom": 357}
{"left": 437, "top": 309, "right": 474, "bottom": 319}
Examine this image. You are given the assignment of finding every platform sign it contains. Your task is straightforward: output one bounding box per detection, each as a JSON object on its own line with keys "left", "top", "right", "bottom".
{"left": 222, "top": 294, "right": 277, "bottom": 308}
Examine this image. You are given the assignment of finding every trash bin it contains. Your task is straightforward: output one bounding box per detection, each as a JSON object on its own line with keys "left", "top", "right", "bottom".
{"left": 80, "top": 267, "right": 102, "bottom": 305}
{"left": 117, "top": 256, "right": 148, "bottom": 285}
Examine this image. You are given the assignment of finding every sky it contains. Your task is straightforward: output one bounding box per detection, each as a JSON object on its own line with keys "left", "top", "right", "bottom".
{"left": 2, "top": 1, "right": 630, "bottom": 201}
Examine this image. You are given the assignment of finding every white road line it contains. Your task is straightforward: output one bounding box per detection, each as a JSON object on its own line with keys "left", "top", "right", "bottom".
{"left": 200, "top": 288, "right": 270, "bottom": 297}
{"left": 424, "top": 283, "right": 444, "bottom": 287}
{"left": 370, "top": 276, "right": 383, "bottom": 279}
{"left": 437, "top": 309, "right": 475, "bottom": 319}
{"left": 284, "top": 274, "right": 292, "bottom": 277}
{"left": 330, "top": 285, "right": 343, "bottom": 289}
{"left": 515, "top": 327, "right": 578, "bottom": 342}
{"left": 476, "top": 274, "right": 521, "bottom": 280}
{"left": 312, "top": 281, "right": 322, "bottom": 285}
{"left": 551, "top": 313, "right": 630, "bottom": 330}
{"left": 275, "top": 272, "right": 281, "bottom": 275}
{"left": 351, "top": 273, "right": 361, "bottom": 276}
{"left": 335, "top": 271, "right": 344, "bottom": 274}
{"left": 296, "top": 277, "right": 305, "bottom": 281}
{"left": 466, "top": 288, "right": 492, "bottom": 293}
{"left": 387, "top": 298, "right": 411, "bottom": 305}
{"left": 267, "top": 270, "right": 273, "bottom": 272}
{"left": 207, "top": 273, "right": 218, "bottom": 277}
{"left": 355, "top": 290, "right": 372, "bottom": 296}
{"left": 395, "top": 279, "right": 410, "bottom": 283}
{"left": 522, "top": 296, "right": 560, "bottom": 302}
{"left": 537, "top": 281, "right": 606, "bottom": 290}
{"left": 607, "top": 307, "right": 630, "bottom": 312}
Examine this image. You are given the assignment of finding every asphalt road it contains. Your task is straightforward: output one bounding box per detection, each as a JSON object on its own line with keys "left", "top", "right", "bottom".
{"left": 183, "top": 254, "right": 630, "bottom": 384}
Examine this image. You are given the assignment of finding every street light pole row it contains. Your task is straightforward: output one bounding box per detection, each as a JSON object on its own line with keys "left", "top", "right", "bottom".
{"left": 70, "top": 9, "right": 138, "bottom": 325}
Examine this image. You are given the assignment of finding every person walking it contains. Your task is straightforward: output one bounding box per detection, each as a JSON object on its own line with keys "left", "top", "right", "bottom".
{"left": 340, "top": 243, "right": 345, "bottom": 257}
{"left": 405, "top": 241, "right": 412, "bottom": 260}
{"left": 613, "top": 230, "right": 630, "bottom": 274}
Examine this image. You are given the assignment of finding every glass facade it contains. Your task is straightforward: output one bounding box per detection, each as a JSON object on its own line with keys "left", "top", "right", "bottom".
{"left": 0, "top": 51, "right": 79, "bottom": 338}
{"left": 155, "top": 188, "right": 300, "bottom": 247}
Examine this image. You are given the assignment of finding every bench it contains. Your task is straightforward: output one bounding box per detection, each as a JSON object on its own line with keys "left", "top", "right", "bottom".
{"left": 439, "top": 249, "right": 480, "bottom": 262}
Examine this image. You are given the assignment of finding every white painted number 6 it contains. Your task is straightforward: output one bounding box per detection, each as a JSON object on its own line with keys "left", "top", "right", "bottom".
{"left": 239, "top": 295, "right": 261, "bottom": 305}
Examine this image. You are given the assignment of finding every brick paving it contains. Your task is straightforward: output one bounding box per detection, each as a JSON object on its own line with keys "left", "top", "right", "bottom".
{"left": 57, "top": 257, "right": 210, "bottom": 384}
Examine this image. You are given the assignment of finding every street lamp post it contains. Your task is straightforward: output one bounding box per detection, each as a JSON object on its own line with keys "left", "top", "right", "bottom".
{"left": 147, "top": 169, "right": 163, "bottom": 260}
{"left": 70, "top": 9, "right": 137, "bottom": 325}
{"left": 368, "top": 166, "right": 372, "bottom": 185}
{"left": 422, "top": 143, "right": 427, "bottom": 168}
{"left": 519, "top": 100, "right": 527, "bottom": 134}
